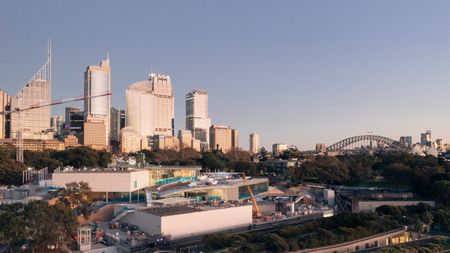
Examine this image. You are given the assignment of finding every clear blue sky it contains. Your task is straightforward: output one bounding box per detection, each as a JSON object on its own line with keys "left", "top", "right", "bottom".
{"left": 1, "top": 0, "right": 450, "bottom": 150}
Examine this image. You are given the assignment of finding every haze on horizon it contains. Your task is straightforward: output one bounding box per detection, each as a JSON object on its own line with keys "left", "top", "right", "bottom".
{"left": 1, "top": 0, "right": 449, "bottom": 150}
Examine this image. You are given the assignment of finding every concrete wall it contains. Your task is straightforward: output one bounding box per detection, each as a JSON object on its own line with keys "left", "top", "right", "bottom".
{"left": 161, "top": 205, "right": 252, "bottom": 239}
{"left": 353, "top": 200, "right": 436, "bottom": 212}
{"left": 52, "top": 170, "right": 149, "bottom": 192}
{"left": 120, "top": 211, "right": 162, "bottom": 235}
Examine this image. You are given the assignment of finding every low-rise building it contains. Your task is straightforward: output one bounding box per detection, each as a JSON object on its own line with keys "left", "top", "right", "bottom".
{"left": 119, "top": 205, "right": 252, "bottom": 239}
{"left": 64, "top": 135, "right": 80, "bottom": 148}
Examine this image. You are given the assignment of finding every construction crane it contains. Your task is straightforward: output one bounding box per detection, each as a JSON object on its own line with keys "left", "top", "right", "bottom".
{"left": 0, "top": 91, "right": 112, "bottom": 162}
{"left": 239, "top": 173, "right": 261, "bottom": 217}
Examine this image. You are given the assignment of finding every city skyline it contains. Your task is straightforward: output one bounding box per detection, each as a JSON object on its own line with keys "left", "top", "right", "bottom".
{"left": 1, "top": 1, "right": 450, "bottom": 150}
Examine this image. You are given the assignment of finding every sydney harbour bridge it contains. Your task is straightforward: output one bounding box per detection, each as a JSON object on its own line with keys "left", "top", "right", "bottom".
{"left": 326, "top": 135, "right": 400, "bottom": 152}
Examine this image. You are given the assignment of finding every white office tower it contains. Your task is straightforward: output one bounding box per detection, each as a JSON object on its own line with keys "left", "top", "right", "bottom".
{"left": 84, "top": 56, "right": 111, "bottom": 146}
{"left": 149, "top": 73, "right": 174, "bottom": 136}
{"left": 126, "top": 80, "right": 155, "bottom": 137}
{"left": 186, "top": 90, "right": 211, "bottom": 150}
{"left": 125, "top": 73, "right": 174, "bottom": 141}
{"left": 10, "top": 47, "right": 52, "bottom": 140}
{"left": 249, "top": 133, "right": 260, "bottom": 154}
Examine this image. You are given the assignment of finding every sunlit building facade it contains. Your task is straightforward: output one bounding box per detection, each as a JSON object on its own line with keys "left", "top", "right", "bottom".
{"left": 149, "top": 73, "right": 174, "bottom": 136}
{"left": 84, "top": 56, "right": 111, "bottom": 146}
{"left": 10, "top": 52, "right": 52, "bottom": 140}
{"left": 210, "top": 125, "right": 232, "bottom": 152}
{"left": 186, "top": 89, "right": 211, "bottom": 149}
{"left": 126, "top": 80, "right": 155, "bottom": 137}
{"left": 249, "top": 132, "right": 260, "bottom": 154}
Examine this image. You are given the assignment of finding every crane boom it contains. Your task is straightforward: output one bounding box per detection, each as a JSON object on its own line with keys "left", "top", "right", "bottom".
{"left": 2, "top": 91, "right": 112, "bottom": 163}
{"left": 0, "top": 91, "right": 112, "bottom": 115}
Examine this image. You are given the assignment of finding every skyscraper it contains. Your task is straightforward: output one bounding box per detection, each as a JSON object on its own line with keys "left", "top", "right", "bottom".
{"left": 50, "top": 115, "right": 63, "bottom": 137}
{"left": 10, "top": 47, "right": 52, "bottom": 140}
{"left": 210, "top": 125, "right": 232, "bottom": 152}
{"left": 0, "top": 90, "right": 11, "bottom": 139}
{"left": 110, "top": 107, "right": 125, "bottom": 143}
{"left": 420, "top": 130, "right": 432, "bottom": 147}
{"left": 65, "top": 107, "right": 80, "bottom": 127}
{"left": 84, "top": 56, "right": 111, "bottom": 146}
{"left": 249, "top": 133, "right": 260, "bottom": 154}
{"left": 149, "top": 73, "right": 174, "bottom": 136}
{"left": 231, "top": 129, "right": 239, "bottom": 149}
{"left": 186, "top": 90, "right": 211, "bottom": 149}
{"left": 126, "top": 80, "right": 155, "bottom": 137}
{"left": 83, "top": 116, "right": 107, "bottom": 150}
{"left": 125, "top": 73, "right": 174, "bottom": 139}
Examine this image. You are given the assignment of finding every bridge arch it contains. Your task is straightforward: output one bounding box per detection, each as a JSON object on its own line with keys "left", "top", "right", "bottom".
{"left": 326, "top": 135, "right": 397, "bottom": 151}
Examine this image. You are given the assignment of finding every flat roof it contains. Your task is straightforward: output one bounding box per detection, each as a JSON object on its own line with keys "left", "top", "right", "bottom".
{"left": 144, "top": 165, "right": 202, "bottom": 171}
{"left": 139, "top": 206, "right": 203, "bottom": 217}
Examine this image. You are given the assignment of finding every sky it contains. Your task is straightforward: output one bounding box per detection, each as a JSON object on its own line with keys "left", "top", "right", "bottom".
{"left": 1, "top": 0, "right": 450, "bottom": 150}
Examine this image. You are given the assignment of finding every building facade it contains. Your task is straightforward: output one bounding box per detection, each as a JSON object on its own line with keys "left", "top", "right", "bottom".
{"left": 126, "top": 73, "right": 174, "bottom": 142}
{"left": 210, "top": 125, "right": 232, "bottom": 152}
{"left": 120, "top": 127, "right": 146, "bottom": 153}
{"left": 178, "top": 130, "right": 193, "bottom": 149}
{"left": 84, "top": 57, "right": 111, "bottom": 146}
{"left": 83, "top": 116, "right": 108, "bottom": 150}
{"left": 249, "top": 133, "right": 260, "bottom": 154}
{"left": 186, "top": 90, "right": 211, "bottom": 149}
{"left": 149, "top": 73, "right": 174, "bottom": 136}
{"left": 272, "top": 143, "right": 289, "bottom": 157}
{"left": 0, "top": 90, "right": 11, "bottom": 139}
{"left": 231, "top": 129, "right": 239, "bottom": 149}
{"left": 110, "top": 107, "right": 125, "bottom": 143}
{"left": 420, "top": 130, "right": 432, "bottom": 147}
{"left": 10, "top": 52, "right": 51, "bottom": 140}
{"left": 126, "top": 80, "right": 155, "bottom": 137}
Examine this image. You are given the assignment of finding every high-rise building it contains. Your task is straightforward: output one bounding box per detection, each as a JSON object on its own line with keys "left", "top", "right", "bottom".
{"left": 149, "top": 73, "right": 174, "bottom": 136}
{"left": 50, "top": 115, "right": 63, "bottom": 137}
{"left": 420, "top": 130, "right": 432, "bottom": 147}
{"left": 186, "top": 90, "right": 211, "bottom": 149}
{"left": 10, "top": 48, "right": 52, "bottom": 140}
{"left": 0, "top": 90, "right": 11, "bottom": 139}
{"left": 399, "top": 136, "right": 413, "bottom": 147}
{"left": 84, "top": 56, "right": 111, "bottom": 146}
{"left": 315, "top": 143, "right": 326, "bottom": 153}
{"left": 178, "top": 130, "right": 193, "bottom": 149}
{"left": 110, "top": 107, "right": 125, "bottom": 143}
{"left": 231, "top": 129, "right": 239, "bottom": 149}
{"left": 436, "top": 139, "right": 444, "bottom": 151}
{"left": 210, "top": 125, "right": 232, "bottom": 152}
{"left": 249, "top": 133, "right": 260, "bottom": 154}
{"left": 126, "top": 73, "right": 174, "bottom": 139}
{"left": 65, "top": 107, "right": 80, "bottom": 126}
{"left": 126, "top": 80, "right": 155, "bottom": 137}
{"left": 83, "top": 116, "right": 107, "bottom": 151}
{"left": 69, "top": 111, "right": 84, "bottom": 137}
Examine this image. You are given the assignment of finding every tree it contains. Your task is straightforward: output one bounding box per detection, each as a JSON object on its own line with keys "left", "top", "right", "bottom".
{"left": 225, "top": 149, "right": 251, "bottom": 163}
{"left": 200, "top": 152, "right": 225, "bottom": 170}
{"left": 266, "top": 233, "right": 289, "bottom": 252}
{"left": 0, "top": 159, "right": 26, "bottom": 185}
{"left": 59, "top": 182, "right": 93, "bottom": 218}
{"left": 0, "top": 201, "right": 76, "bottom": 252}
